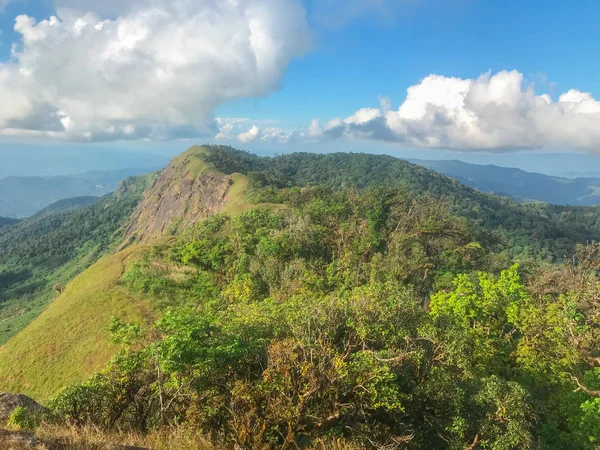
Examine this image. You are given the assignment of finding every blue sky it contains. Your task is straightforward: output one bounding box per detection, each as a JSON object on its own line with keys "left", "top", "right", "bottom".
{"left": 0, "top": 0, "right": 600, "bottom": 167}
{"left": 217, "top": 0, "right": 600, "bottom": 124}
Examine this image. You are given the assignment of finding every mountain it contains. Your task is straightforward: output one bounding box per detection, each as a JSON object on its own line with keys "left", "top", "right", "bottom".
{"left": 0, "top": 217, "right": 18, "bottom": 228}
{"left": 0, "top": 173, "right": 154, "bottom": 346}
{"left": 124, "top": 146, "right": 252, "bottom": 243}
{"left": 0, "top": 146, "right": 170, "bottom": 178}
{"left": 410, "top": 158, "right": 600, "bottom": 205}
{"left": 2, "top": 146, "right": 600, "bottom": 448}
{"left": 0, "top": 167, "right": 163, "bottom": 218}
{"left": 32, "top": 196, "right": 100, "bottom": 217}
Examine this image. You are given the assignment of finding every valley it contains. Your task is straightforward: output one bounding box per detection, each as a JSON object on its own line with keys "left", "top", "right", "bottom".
{"left": 0, "top": 167, "right": 164, "bottom": 219}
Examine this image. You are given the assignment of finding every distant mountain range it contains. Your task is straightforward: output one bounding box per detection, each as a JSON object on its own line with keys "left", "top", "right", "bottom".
{"left": 0, "top": 217, "right": 18, "bottom": 228}
{"left": 0, "top": 146, "right": 171, "bottom": 178}
{"left": 410, "top": 159, "right": 600, "bottom": 206}
{"left": 32, "top": 196, "right": 101, "bottom": 217}
{"left": 0, "top": 167, "right": 163, "bottom": 218}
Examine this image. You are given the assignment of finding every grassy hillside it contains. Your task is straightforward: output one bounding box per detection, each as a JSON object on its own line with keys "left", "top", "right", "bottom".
{"left": 0, "top": 174, "right": 153, "bottom": 345}
{"left": 39, "top": 182, "right": 600, "bottom": 449}
{"left": 6, "top": 146, "right": 600, "bottom": 448}
{"left": 0, "top": 246, "right": 155, "bottom": 402}
{"left": 0, "top": 148, "right": 258, "bottom": 401}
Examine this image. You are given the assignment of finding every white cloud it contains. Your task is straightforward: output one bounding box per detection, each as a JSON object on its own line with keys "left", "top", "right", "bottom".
{"left": 307, "top": 118, "right": 322, "bottom": 138}
{"left": 260, "top": 127, "right": 295, "bottom": 143}
{"left": 55, "top": 0, "right": 142, "bottom": 16}
{"left": 215, "top": 117, "right": 302, "bottom": 144}
{"left": 314, "top": 70, "right": 600, "bottom": 151}
{"left": 0, "top": 0, "right": 312, "bottom": 141}
{"left": 237, "top": 125, "right": 261, "bottom": 143}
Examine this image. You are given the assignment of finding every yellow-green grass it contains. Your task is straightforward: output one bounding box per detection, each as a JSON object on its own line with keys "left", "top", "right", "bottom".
{"left": 0, "top": 246, "right": 155, "bottom": 403}
{"left": 171, "top": 145, "right": 215, "bottom": 180}
{"left": 222, "top": 173, "right": 285, "bottom": 216}
{"left": 221, "top": 173, "right": 252, "bottom": 216}
{"left": 172, "top": 146, "right": 283, "bottom": 217}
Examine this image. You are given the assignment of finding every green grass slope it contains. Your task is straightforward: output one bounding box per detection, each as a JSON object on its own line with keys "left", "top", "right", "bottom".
{"left": 0, "top": 246, "right": 155, "bottom": 402}
{"left": 0, "top": 149, "right": 260, "bottom": 402}
{"left": 0, "top": 175, "right": 152, "bottom": 345}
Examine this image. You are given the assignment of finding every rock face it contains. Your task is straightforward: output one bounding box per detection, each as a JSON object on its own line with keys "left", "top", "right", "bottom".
{"left": 125, "top": 146, "right": 234, "bottom": 243}
{"left": 0, "top": 393, "right": 46, "bottom": 425}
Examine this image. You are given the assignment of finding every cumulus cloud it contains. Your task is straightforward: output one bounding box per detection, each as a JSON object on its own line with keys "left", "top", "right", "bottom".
{"left": 313, "top": 70, "right": 600, "bottom": 151}
{"left": 215, "top": 118, "right": 302, "bottom": 144}
{"left": 0, "top": 0, "right": 312, "bottom": 141}
{"left": 237, "top": 125, "right": 261, "bottom": 143}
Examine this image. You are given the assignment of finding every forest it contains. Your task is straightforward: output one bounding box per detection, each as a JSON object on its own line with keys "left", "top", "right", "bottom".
{"left": 2, "top": 147, "right": 600, "bottom": 449}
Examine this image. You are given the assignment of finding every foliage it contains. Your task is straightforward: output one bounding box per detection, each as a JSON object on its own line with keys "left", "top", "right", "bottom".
{"left": 50, "top": 183, "right": 600, "bottom": 449}
{"left": 7, "top": 146, "right": 600, "bottom": 449}
{"left": 203, "top": 147, "right": 600, "bottom": 263}
{"left": 7, "top": 406, "right": 43, "bottom": 432}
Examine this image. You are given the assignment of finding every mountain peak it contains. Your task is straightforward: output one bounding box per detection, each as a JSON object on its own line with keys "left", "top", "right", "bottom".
{"left": 123, "top": 146, "right": 247, "bottom": 243}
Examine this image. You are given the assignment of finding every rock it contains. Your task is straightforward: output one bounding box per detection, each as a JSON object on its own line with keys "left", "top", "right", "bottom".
{"left": 0, "top": 394, "right": 47, "bottom": 426}
{"left": 124, "top": 146, "right": 234, "bottom": 243}
{"left": 0, "top": 428, "right": 39, "bottom": 449}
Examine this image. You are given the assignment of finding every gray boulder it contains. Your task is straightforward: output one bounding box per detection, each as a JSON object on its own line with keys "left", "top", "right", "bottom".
{"left": 0, "top": 393, "right": 47, "bottom": 425}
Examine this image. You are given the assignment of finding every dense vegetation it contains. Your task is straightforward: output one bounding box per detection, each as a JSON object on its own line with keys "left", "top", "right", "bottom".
{"left": 49, "top": 185, "right": 600, "bottom": 447}
{"left": 202, "top": 147, "right": 600, "bottom": 264}
{"left": 0, "top": 175, "right": 152, "bottom": 344}
{"left": 5, "top": 147, "right": 600, "bottom": 449}
{"left": 0, "top": 217, "right": 18, "bottom": 228}
{"left": 32, "top": 196, "right": 99, "bottom": 217}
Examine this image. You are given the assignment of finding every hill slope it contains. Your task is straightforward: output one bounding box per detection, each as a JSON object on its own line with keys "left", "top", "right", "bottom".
{"left": 203, "top": 147, "right": 600, "bottom": 261}
{"left": 4, "top": 146, "right": 600, "bottom": 448}
{"left": 0, "top": 247, "right": 153, "bottom": 402}
{"left": 0, "top": 148, "right": 255, "bottom": 400}
{"left": 411, "top": 158, "right": 600, "bottom": 205}
{"left": 33, "top": 196, "right": 100, "bottom": 217}
{"left": 125, "top": 146, "right": 252, "bottom": 243}
{"left": 0, "top": 217, "right": 18, "bottom": 228}
{"left": 3, "top": 146, "right": 600, "bottom": 400}
{"left": 0, "top": 174, "right": 154, "bottom": 345}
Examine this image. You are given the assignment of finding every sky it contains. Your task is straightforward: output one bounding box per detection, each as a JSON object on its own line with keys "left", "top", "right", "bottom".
{"left": 1, "top": 0, "right": 600, "bottom": 169}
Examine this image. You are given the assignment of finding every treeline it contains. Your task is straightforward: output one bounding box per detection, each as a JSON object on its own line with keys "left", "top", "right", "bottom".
{"left": 204, "top": 146, "right": 600, "bottom": 262}
{"left": 0, "top": 217, "right": 18, "bottom": 229}
{"left": 44, "top": 186, "right": 600, "bottom": 449}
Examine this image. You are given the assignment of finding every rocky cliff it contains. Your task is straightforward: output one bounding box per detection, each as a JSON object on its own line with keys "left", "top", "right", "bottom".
{"left": 124, "top": 146, "right": 240, "bottom": 243}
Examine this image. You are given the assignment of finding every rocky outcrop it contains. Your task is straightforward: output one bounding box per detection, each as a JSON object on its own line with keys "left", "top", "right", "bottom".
{"left": 124, "top": 146, "right": 234, "bottom": 243}
{"left": 0, "top": 393, "right": 47, "bottom": 425}
{"left": 0, "top": 428, "right": 40, "bottom": 449}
